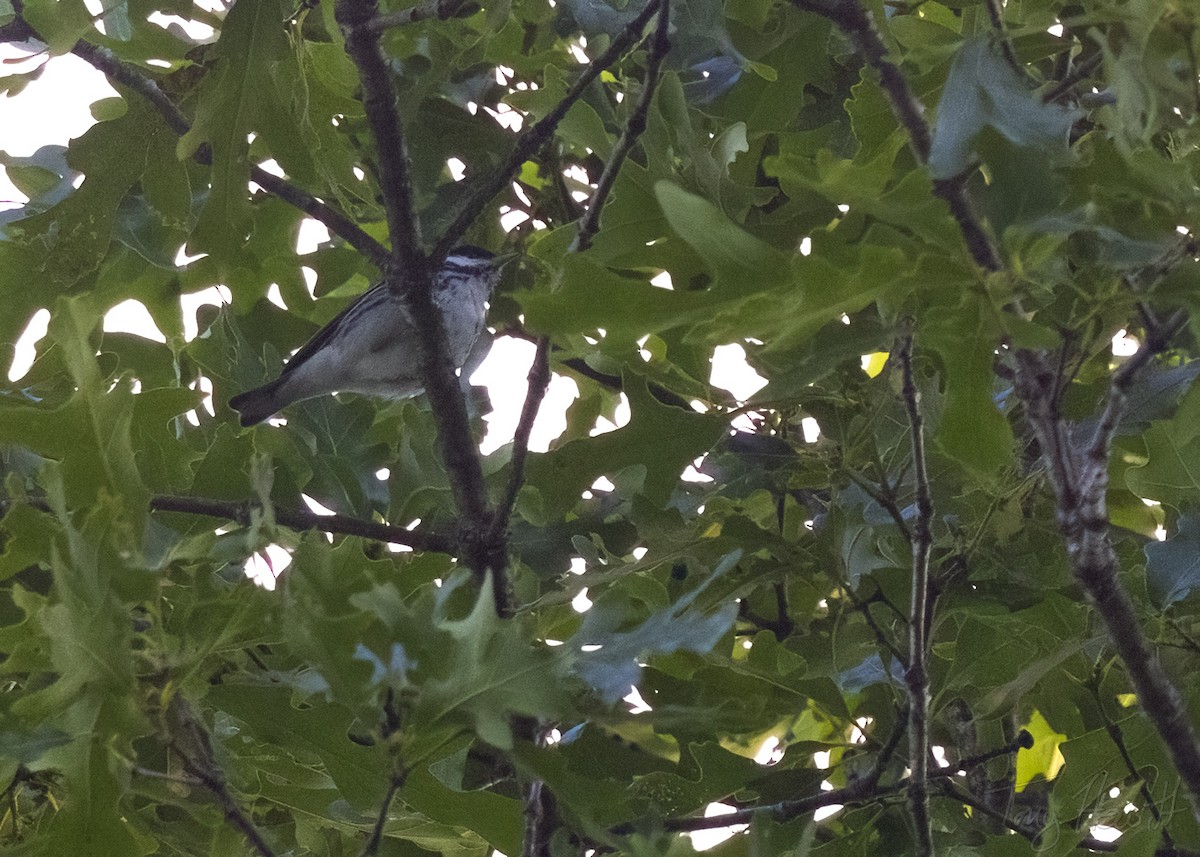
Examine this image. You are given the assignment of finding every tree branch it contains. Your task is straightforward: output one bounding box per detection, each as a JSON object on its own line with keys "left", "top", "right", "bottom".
{"left": 361, "top": 772, "right": 407, "bottom": 857}
{"left": 334, "top": 0, "right": 423, "bottom": 268}
{"left": 982, "top": 0, "right": 1025, "bottom": 80}
{"left": 934, "top": 780, "right": 1039, "bottom": 844}
{"left": 521, "top": 779, "right": 559, "bottom": 857}
{"left": 490, "top": 0, "right": 670, "bottom": 545}
{"left": 1042, "top": 52, "right": 1104, "bottom": 104}
{"left": 897, "top": 334, "right": 933, "bottom": 857}
{"left": 1012, "top": 309, "right": 1200, "bottom": 819}
{"left": 335, "top": 0, "right": 502, "bottom": 605}
{"left": 1090, "top": 665, "right": 1173, "bottom": 838}
{"left": 59, "top": 39, "right": 391, "bottom": 271}
{"left": 569, "top": 0, "right": 671, "bottom": 254}
{"left": 165, "top": 694, "right": 277, "bottom": 857}
{"left": 791, "top": 0, "right": 1004, "bottom": 274}
{"left": 490, "top": 335, "right": 552, "bottom": 540}
{"left": 432, "top": 0, "right": 664, "bottom": 259}
{"left": 149, "top": 494, "right": 455, "bottom": 554}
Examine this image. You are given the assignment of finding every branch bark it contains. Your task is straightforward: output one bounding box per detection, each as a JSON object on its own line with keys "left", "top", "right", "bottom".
{"left": 897, "top": 334, "right": 933, "bottom": 857}
{"left": 335, "top": 0, "right": 502, "bottom": 606}
{"left": 58, "top": 38, "right": 392, "bottom": 271}
{"left": 150, "top": 494, "right": 454, "bottom": 554}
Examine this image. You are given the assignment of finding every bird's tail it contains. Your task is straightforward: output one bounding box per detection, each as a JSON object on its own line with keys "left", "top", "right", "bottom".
{"left": 228, "top": 377, "right": 291, "bottom": 427}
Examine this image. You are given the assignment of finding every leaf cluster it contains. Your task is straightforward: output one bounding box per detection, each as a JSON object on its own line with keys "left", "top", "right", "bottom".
{"left": 4, "top": 0, "right": 1200, "bottom": 854}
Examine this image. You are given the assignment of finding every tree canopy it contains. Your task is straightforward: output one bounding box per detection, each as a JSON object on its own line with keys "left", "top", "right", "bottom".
{"left": 3, "top": 0, "right": 1200, "bottom": 854}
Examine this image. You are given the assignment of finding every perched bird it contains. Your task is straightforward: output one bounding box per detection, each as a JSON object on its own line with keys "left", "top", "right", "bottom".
{"left": 229, "top": 246, "right": 504, "bottom": 426}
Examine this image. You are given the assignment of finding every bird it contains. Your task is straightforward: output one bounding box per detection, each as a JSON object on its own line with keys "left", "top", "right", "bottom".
{"left": 228, "top": 246, "right": 505, "bottom": 426}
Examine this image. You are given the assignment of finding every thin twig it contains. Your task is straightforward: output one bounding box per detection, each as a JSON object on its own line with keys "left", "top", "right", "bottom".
{"left": 521, "top": 779, "right": 559, "bottom": 857}
{"left": 335, "top": 0, "right": 423, "bottom": 268}
{"left": 982, "top": 0, "right": 1025, "bottom": 79}
{"left": 490, "top": 335, "right": 552, "bottom": 542}
{"left": 942, "top": 729, "right": 1033, "bottom": 777}
{"left": 1085, "top": 310, "right": 1188, "bottom": 472}
{"left": 166, "top": 695, "right": 278, "bottom": 857}
{"left": 570, "top": 0, "right": 671, "bottom": 253}
{"left": 1090, "top": 666, "right": 1172, "bottom": 837}
{"left": 490, "top": 0, "right": 670, "bottom": 547}
{"left": 935, "top": 780, "right": 1039, "bottom": 843}
{"left": 360, "top": 773, "right": 407, "bottom": 857}
{"left": 897, "top": 334, "right": 933, "bottom": 857}
{"left": 131, "top": 766, "right": 205, "bottom": 787}
{"left": 149, "top": 494, "right": 455, "bottom": 554}
{"left": 432, "top": 0, "right": 664, "bottom": 259}
{"left": 843, "top": 584, "right": 908, "bottom": 667}
{"left": 1042, "top": 51, "right": 1103, "bottom": 104}
{"left": 63, "top": 39, "right": 390, "bottom": 271}
{"left": 846, "top": 470, "right": 912, "bottom": 542}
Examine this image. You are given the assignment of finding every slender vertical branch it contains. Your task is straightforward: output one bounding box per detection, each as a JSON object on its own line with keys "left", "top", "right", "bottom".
{"left": 491, "top": 0, "right": 671, "bottom": 543}
{"left": 1042, "top": 52, "right": 1103, "bottom": 104}
{"left": 521, "top": 779, "right": 559, "bottom": 857}
{"left": 336, "top": 0, "right": 499, "bottom": 601}
{"left": 360, "top": 773, "right": 407, "bottom": 857}
{"left": 982, "top": 0, "right": 1025, "bottom": 79}
{"left": 491, "top": 335, "right": 553, "bottom": 540}
{"left": 165, "top": 696, "right": 278, "bottom": 857}
{"left": 570, "top": 0, "right": 671, "bottom": 254}
{"left": 1090, "top": 665, "right": 1173, "bottom": 839}
{"left": 334, "top": 0, "right": 423, "bottom": 267}
{"left": 897, "top": 335, "right": 933, "bottom": 857}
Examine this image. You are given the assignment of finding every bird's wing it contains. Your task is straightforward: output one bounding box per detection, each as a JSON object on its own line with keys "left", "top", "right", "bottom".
{"left": 279, "top": 283, "right": 390, "bottom": 376}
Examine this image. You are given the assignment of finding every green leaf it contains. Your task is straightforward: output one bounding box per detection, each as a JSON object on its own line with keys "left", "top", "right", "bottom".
{"left": 1144, "top": 514, "right": 1200, "bottom": 608}
{"left": 524, "top": 371, "right": 727, "bottom": 510}
{"left": 209, "top": 683, "right": 389, "bottom": 808}
{"left": 925, "top": 292, "right": 1014, "bottom": 475}
{"left": 520, "top": 254, "right": 717, "bottom": 339}
{"left": 655, "top": 181, "right": 789, "bottom": 295}
{"left": 180, "top": 0, "right": 289, "bottom": 260}
{"left": 928, "top": 37, "right": 1081, "bottom": 179}
{"left": 417, "top": 575, "right": 572, "bottom": 749}
{"left": 1125, "top": 425, "right": 1200, "bottom": 509}
{"left": 19, "top": 0, "right": 91, "bottom": 53}
{"left": 4, "top": 100, "right": 160, "bottom": 291}
{"left": 570, "top": 552, "right": 740, "bottom": 702}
